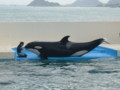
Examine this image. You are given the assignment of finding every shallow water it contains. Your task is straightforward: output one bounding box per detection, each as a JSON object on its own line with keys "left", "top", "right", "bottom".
{"left": 0, "top": 58, "right": 120, "bottom": 90}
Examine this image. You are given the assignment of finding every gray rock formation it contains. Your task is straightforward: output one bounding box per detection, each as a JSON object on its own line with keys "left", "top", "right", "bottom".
{"left": 106, "top": 0, "right": 120, "bottom": 7}
{"left": 69, "top": 0, "right": 102, "bottom": 7}
{"left": 28, "top": 0, "right": 60, "bottom": 7}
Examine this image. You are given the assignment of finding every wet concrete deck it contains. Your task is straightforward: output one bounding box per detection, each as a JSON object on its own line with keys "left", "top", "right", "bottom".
{"left": 0, "top": 46, "right": 15, "bottom": 59}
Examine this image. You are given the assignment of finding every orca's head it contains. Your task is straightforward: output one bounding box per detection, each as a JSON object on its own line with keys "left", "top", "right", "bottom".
{"left": 25, "top": 42, "right": 42, "bottom": 56}
{"left": 25, "top": 42, "right": 34, "bottom": 49}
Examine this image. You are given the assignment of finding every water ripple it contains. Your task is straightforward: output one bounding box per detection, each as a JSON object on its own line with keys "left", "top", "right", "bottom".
{"left": 0, "top": 58, "right": 120, "bottom": 89}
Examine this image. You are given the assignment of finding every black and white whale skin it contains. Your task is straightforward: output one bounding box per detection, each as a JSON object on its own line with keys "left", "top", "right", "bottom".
{"left": 25, "top": 36, "right": 105, "bottom": 59}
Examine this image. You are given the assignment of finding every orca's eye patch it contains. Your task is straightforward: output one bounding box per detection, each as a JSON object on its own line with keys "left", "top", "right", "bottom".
{"left": 34, "top": 46, "right": 42, "bottom": 49}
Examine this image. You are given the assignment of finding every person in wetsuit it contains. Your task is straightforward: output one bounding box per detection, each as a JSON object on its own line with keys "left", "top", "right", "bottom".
{"left": 17, "top": 42, "right": 27, "bottom": 57}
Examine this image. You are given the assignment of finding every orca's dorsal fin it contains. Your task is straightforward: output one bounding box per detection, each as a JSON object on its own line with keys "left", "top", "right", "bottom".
{"left": 60, "top": 36, "right": 70, "bottom": 45}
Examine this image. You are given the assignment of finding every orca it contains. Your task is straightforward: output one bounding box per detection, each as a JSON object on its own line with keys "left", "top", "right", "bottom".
{"left": 25, "top": 36, "right": 105, "bottom": 59}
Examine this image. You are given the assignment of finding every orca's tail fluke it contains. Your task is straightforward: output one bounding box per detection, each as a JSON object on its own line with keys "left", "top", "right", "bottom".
{"left": 102, "top": 37, "right": 110, "bottom": 44}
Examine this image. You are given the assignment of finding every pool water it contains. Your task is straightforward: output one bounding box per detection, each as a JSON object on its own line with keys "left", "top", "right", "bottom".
{"left": 0, "top": 58, "right": 120, "bottom": 90}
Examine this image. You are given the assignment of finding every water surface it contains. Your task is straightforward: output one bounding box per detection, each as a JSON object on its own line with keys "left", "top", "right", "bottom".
{"left": 0, "top": 58, "right": 120, "bottom": 90}
{"left": 0, "top": 6, "right": 120, "bottom": 22}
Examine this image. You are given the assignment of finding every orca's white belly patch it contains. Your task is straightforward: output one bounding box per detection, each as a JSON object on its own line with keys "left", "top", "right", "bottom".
{"left": 71, "top": 50, "right": 88, "bottom": 56}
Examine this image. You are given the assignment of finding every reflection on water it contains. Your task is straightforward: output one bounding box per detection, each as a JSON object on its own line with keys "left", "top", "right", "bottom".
{"left": 0, "top": 58, "right": 120, "bottom": 90}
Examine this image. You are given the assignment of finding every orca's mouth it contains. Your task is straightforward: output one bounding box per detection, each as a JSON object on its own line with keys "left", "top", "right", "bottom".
{"left": 25, "top": 46, "right": 32, "bottom": 50}
{"left": 24, "top": 46, "right": 29, "bottom": 49}
{"left": 26, "top": 48, "right": 34, "bottom": 51}
{"left": 25, "top": 48, "right": 31, "bottom": 50}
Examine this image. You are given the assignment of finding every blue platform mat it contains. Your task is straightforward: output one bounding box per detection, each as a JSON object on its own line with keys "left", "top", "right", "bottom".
{"left": 12, "top": 46, "right": 118, "bottom": 61}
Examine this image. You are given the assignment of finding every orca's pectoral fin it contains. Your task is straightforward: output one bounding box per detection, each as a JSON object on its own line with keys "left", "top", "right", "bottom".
{"left": 60, "top": 35, "right": 70, "bottom": 45}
